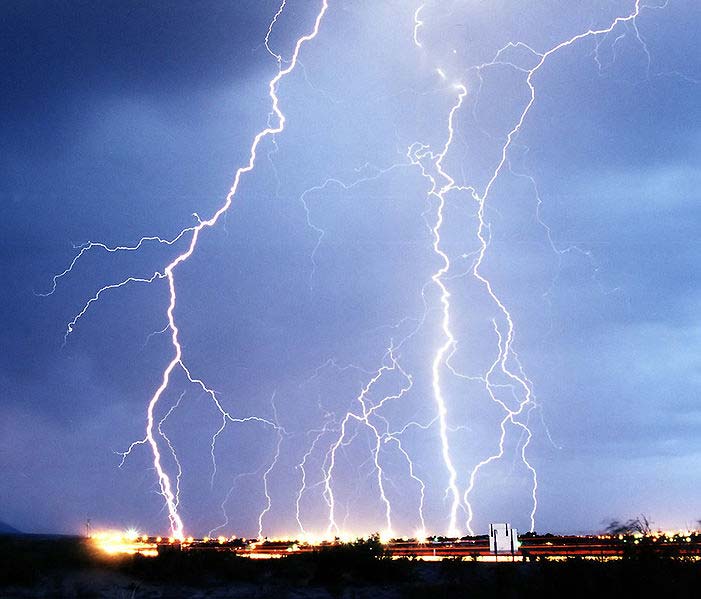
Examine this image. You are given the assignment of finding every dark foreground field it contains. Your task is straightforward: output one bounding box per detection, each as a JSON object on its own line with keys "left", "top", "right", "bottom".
{"left": 2, "top": 534, "right": 700, "bottom": 598}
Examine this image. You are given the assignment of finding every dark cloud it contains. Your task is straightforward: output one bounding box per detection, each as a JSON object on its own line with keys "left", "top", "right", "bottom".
{"left": 1, "top": 1, "right": 283, "bottom": 112}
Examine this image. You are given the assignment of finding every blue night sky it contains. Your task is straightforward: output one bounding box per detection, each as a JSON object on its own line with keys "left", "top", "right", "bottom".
{"left": 1, "top": 0, "right": 700, "bottom": 538}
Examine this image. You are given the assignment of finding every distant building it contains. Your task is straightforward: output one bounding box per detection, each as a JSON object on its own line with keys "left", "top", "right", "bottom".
{"left": 489, "top": 523, "right": 518, "bottom": 555}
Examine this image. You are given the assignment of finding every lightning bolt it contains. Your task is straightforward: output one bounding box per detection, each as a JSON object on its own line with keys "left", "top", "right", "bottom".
{"left": 407, "top": 84, "right": 469, "bottom": 537}
{"left": 322, "top": 345, "right": 415, "bottom": 538}
{"left": 257, "top": 393, "right": 285, "bottom": 539}
{"left": 37, "top": 224, "right": 199, "bottom": 299}
{"left": 140, "top": 0, "right": 329, "bottom": 536}
{"left": 44, "top": 0, "right": 672, "bottom": 540}
{"left": 457, "top": 0, "right": 652, "bottom": 533}
{"left": 299, "top": 162, "right": 410, "bottom": 290}
{"left": 403, "top": 0, "right": 655, "bottom": 536}
{"left": 294, "top": 423, "right": 334, "bottom": 537}
{"left": 413, "top": 4, "right": 425, "bottom": 49}
{"left": 292, "top": 358, "right": 368, "bottom": 538}
{"left": 48, "top": 0, "right": 330, "bottom": 539}
{"left": 62, "top": 272, "right": 166, "bottom": 347}
{"left": 208, "top": 469, "right": 257, "bottom": 539}
{"left": 176, "top": 361, "right": 280, "bottom": 487}
{"left": 264, "top": 0, "right": 287, "bottom": 62}
{"left": 157, "top": 391, "right": 187, "bottom": 511}
{"left": 116, "top": 390, "right": 187, "bottom": 513}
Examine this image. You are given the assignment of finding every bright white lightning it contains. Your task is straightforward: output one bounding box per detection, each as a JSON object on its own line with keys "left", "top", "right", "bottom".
{"left": 264, "top": 0, "right": 287, "bottom": 62}
{"left": 298, "top": 162, "right": 410, "bottom": 290}
{"left": 294, "top": 424, "right": 334, "bottom": 536}
{"left": 407, "top": 84, "right": 468, "bottom": 537}
{"left": 456, "top": 0, "right": 651, "bottom": 533}
{"left": 477, "top": 2, "right": 647, "bottom": 207}
{"left": 387, "top": 435, "right": 427, "bottom": 535}
{"left": 257, "top": 394, "right": 285, "bottom": 539}
{"left": 413, "top": 4, "right": 424, "bottom": 48}
{"left": 321, "top": 346, "right": 415, "bottom": 538}
{"left": 177, "top": 361, "right": 281, "bottom": 487}
{"left": 404, "top": 1, "right": 650, "bottom": 536}
{"left": 208, "top": 469, "right": 257, "bottom": 538}
{"left": 45, "top": 0, "right": 666, "bottom": 540}
{"left": 157, "top": 391, "right": 187, "bottom": 510}
{"left": 449, "top": 318, "right": 537, "bottom": 534}
{"left": 51, "top": 0, "right": 330, "bottom": 539}
{"left": 293, "top": 353, "right": 425, "bottom": 539}
{"left": 63, "top": 272, "right": 165, "bottom": 346}
{"left": 116, "top": 390, "right": 186, "bottom": 511}
{"left": 146, "top": 1, "right": 329, "bottom": 537}
{"left": 38, "top": 224, "right": 199, "bottom": 299}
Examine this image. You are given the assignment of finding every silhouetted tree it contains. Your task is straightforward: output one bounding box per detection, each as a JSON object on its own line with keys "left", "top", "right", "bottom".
{"left": 634, "top": 514, "right": 652, "bottom": 535}
{"left": 606, "top": 514, "right": 652, "bottom": 535}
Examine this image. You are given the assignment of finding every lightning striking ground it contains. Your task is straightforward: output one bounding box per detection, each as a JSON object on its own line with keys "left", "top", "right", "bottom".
{"left": 141, "top": 0, "right": 329, "bottom": 538}
{"left": 406, "top": 84, "right": 469, "bottom": 537}
{"left": 48, "top": 0, "right": 330, "bottom": 539}
{"left": 396, "top": 0, "right": 654, "bottom": 536}
{"left": 321, "top": 346, "right": 415, "bottom": 538}
{"left": 459, "top": 0, "right": 650, "bottom": 534}
{"left": 42, "top": 0, "right": 674, "bottom": 540}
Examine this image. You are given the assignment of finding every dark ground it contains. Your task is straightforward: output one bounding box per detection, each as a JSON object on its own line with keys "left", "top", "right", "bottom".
{"left": 1, "top": 534, "right": 700, "bottom": 598}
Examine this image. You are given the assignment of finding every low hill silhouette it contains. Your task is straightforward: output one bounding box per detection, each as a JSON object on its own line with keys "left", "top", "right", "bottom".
{"left": 0, "top": 521, "right": 21, "bottom": 535}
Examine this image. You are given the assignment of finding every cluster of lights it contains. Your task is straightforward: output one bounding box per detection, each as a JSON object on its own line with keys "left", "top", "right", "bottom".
{"left": 90, "top": 528, "right": 429, "bottom": 556}
{"left": 90, "top": 530, "right": 158, "bottom": 557}
{"left": 89, "top": 526, "right": 700, "bottom": 561}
